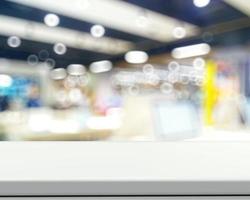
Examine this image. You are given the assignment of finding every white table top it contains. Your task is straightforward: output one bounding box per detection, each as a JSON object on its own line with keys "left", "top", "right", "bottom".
{"left": 0, "top": 142, "right": 250, "bottom": 195}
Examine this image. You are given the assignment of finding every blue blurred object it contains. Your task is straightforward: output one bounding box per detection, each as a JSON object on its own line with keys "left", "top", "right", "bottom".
{"left": 0, "top": 95, "right": 9, "bottom": 111}
{"left": 26, "top": 98, "right": 41, "bottom": 108}
{"left": 0, "top": 76, "right": 41, "bottom": 110}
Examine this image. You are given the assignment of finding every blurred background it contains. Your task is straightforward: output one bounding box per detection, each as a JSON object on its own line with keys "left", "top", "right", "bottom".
{"left": 0, "top": 0, "right": 250, "bottom": 141}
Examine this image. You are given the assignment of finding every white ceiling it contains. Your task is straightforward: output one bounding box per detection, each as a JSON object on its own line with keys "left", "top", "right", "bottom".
{"left": 8, "top": 0, "right": 199, "bottom": 42}
{"left": 0, "top": 15, "right": 134, "bottom": 54}
{"left": 224, "top": 0, "right": 250, "bottom": 16}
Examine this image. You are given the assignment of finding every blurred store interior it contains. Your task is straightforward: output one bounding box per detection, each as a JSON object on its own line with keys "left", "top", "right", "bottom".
{"left": 0, "top": 0, "right": 250, "bottom": 141}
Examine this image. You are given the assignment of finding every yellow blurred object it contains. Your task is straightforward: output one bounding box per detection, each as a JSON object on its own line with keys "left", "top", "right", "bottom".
{"left": 202, "top": 60, "right": 218, "bottom": 125}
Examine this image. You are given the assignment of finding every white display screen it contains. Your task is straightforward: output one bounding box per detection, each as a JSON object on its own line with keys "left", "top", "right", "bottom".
{"left": 153, "top": 101, "right": 200, "bottom": 140}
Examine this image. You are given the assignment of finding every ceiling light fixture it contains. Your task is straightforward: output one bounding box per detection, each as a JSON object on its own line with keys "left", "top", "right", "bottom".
{"left": 89, "top": 60, "right": 113, "bottom": 73}
{"left": 53, "top": 43, "right": 67, "bottom": 55}
{"left": 193, "top": 0, "right": 210, "bottom": 7}
{"left": 90, "top": 24, "right": 105, "bottom": 38}
{"left": 44, "top": 13, "right": 60, "bottom": 27}
{"left": 125, "top": 50, "right": 148, "bottom": 64}
{"left": 7, "top": 36, "right": 21, "bottom": 48}
{"left": 50, "top": 68, "right": 67, "bottom": 80}
{"left": 67, "top": 64, "right": 86, "bottom": 76}
{"left": 171, "top": 43, "right": 211, "bottom": 59}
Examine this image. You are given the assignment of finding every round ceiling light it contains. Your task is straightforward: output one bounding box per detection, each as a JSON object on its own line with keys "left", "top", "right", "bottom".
{"left": 7, "top": 36, "right": 21, "bottom": 48}
{"left": 193, "top": 0, "right": 210, "bottom": 7}
{"left": 90, "top": 25, "right": 105, "bottom": 38}
{"left": 44, "top": 13, "right": 60, "bottom": 27}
